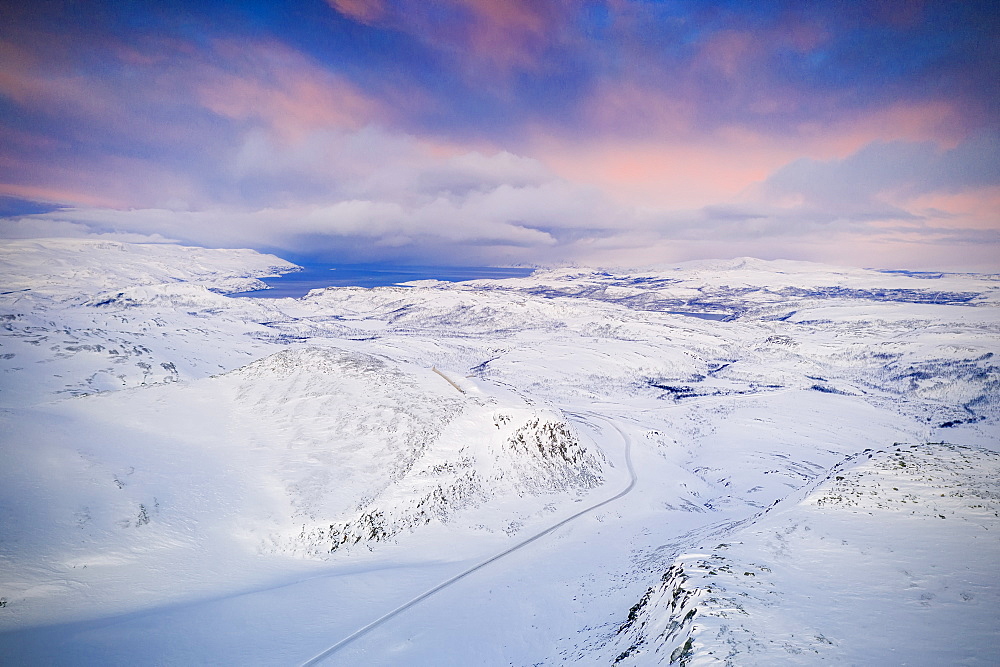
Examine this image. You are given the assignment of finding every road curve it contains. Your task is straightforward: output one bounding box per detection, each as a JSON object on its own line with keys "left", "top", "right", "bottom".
{"left": 300, "top": 412, "right": 636, "bottom": 666}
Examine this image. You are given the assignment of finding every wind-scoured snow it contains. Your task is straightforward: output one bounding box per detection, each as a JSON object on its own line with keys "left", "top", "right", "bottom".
{"left": 0, "top": 239, "right": 996, "bottom": 665}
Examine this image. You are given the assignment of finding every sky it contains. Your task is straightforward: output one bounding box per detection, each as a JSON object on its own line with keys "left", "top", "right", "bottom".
{"left": 1, "top": 0, "right": 998, "bottom": 270}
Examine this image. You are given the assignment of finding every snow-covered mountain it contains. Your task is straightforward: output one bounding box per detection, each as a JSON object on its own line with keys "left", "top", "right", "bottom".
{"left": 0, "top": 239, "right": 996, "bottom": 665}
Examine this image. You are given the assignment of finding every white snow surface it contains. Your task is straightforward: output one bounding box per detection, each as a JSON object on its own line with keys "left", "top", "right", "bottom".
{"left": 0, "top": 239, "right": 997, "bottom": 665}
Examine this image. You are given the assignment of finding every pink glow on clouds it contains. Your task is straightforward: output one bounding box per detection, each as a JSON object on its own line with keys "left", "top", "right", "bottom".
{"left": 796, "top": 100, "right": 967, "bottom": 157}
{"left": 531, "top": 95, "right": 967, "bottom": 211}
{"left": 872, "top": 0, "right": 927, "bottom": 28}
{"left": 904, "top": 187, "right": 1000, "bottom": 231}
{"left": 1, "top": 35, "right": 394, "bottom": 151}
{"left": 696, "top": 30, "right": 762, "bottom": 79}
{"left": 452, "top": 0, "right": 560, "bottom": 69}
{"left": 0, "top": 40, "right": 125, "bottom": 123}
{"left": 578, "top": 26, "right": 965, "bottom": 153}
{"left": 327, "top": 0, "right": 387, "bottom": 24}
{"left": 327, "top": 0, "right": 567, "bottom": 73}
{"left": 0, "top": 183, "right": 125, "bottom": 209}
{"left": 0, "top": 149, "right": 207, "bottom": 210}
{"left": 0, "top": 37, "right": 400, "bottom": 209}
{"left": 0, "top": 26, "right": 980, "bottom": 232}
{"left": 533, "top": 140, "right": 773, "bottom": 209}
{"left": 195, "top": 42, "right": 383, "bottom": 142}
{"left": 580, "top": 80, "right": 698, "bottom": 139}
{"left": 0, "top": 40, "right": 41, "bottom": 104}
{"left": 779, "top": 20, "right": 828, "bottom": 52}
{"left": 0, "top": 20, "right": 976, "bottom": 218}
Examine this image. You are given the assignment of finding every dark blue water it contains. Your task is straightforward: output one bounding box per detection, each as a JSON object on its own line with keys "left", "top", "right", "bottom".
{"left": 666, "top": 311, "right": 730, "bottom": 321}
{"left": 230, "top": 264, "right": 536, "bottom": 298}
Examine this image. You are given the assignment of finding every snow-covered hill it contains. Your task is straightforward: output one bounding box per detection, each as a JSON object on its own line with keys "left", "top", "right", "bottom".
{"left": 601, "top": 443, "right": 1000, "bottom": 666}
{"left": 0, "top": 239, "right": 996, "bottom": 665}
{"left": 0, "top": 238, "right": 297, "bottom": 298}
{"left": 0, "top": 346, "right": 604, "bottom": 629}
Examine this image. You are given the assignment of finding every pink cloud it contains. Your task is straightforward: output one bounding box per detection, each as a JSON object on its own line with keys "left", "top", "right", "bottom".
{"left": 194, "top": 41, "right": 384, "bottom": 142}
{"left": 696, "top": 30, "right": 761, "bottom": 79}
{"left": 542, "top": 77, "right": 970, "bottom": 211}
{"left": 0, "top": 40, "right": 40, "bottom": 104}
{"left": 871, "top": 0, "right": 927, "bottom": 28}
{"left": 904, "top": 187, "right": 1000, "bottom": 231}
{"left": 579, "top": 80, "right": 698, "bottom": 139}
{"left": 0, "top": 34, "right": 401, "bottom": 210}
{"left": 532, "top": 140, "right": 776, "bottom": 210}
{"left": 0, "top": 149, "right": 205, "bottom": 211}
{"left": 326, "top": 0, "right": 569, "bottom": 73}
{"left": 794, "top": 100, "right": 967, "bottom": 158}
{"left": 0, "top": 183, "right": 125, "bottom": 209}
{"left": 684, "top": 12, "right": 856, "bottom": 87}
{"left": 451, "top": 0, "right": 563, "bottom": 69}
{"left": 0, "top": 39, "right": 128, "bottom": 126}
{"left": 2, "top": 33, "right": 391, "bottom": 151}
{"left": 778, "top": 20, "right": 828, "bottom": 52}
{"left": 327, "top": 0, "right": 387, "bottom": 24}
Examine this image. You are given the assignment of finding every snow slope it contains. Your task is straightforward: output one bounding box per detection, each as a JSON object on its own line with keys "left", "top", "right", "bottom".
{"left": 0, "top": 343, "right": 606, "bottom": 628}
{"left": 0, "top": 239, "right": 997, "bottom": 665}
{"left": 601, "top": 443, "right": 1000, "bottom": 666}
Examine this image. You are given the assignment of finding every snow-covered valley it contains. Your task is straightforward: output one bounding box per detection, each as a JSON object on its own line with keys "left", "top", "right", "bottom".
{"left": 1, "top": 239, "right": 997, "bottom": 665}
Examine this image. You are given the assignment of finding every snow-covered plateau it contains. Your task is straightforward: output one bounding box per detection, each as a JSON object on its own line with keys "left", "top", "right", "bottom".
{"left": 0, "top": 239, "right": 997, "bottom": 665}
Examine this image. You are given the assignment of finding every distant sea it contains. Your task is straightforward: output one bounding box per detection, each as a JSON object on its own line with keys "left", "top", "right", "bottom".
{"left": 230, "top": 264, "right": 536, "bottom": 298}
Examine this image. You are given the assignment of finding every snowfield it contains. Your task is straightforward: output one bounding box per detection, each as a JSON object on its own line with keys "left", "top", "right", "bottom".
{"left": 0, "top": 239, "right": 997, "bottom": 665}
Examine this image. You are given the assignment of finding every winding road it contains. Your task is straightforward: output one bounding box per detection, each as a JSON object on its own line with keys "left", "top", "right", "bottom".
{"left": 301, "top": 412, "right": 636, "bottom": 666}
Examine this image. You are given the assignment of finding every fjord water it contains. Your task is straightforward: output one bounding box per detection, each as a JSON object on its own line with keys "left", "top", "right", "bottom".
{"left": 231, "top": 264, "right": 535, "bottom": 298}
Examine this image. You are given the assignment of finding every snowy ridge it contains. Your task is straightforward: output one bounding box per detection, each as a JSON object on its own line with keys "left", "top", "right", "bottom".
{"left": 0, "top": 238, "right": 296, "bottom": 297}
{"left": 601, "top": 443, "right": 1000, "bottom": 666}
{"left": 225, "top": 347, "right": 604, "bottom": 558}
